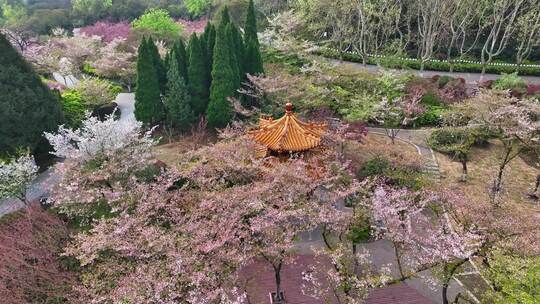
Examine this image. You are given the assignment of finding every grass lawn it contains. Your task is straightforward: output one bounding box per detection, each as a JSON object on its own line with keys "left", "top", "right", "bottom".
{"left": 437, "top": 139, "right": 540, "bottom": 208}
{"left": 344, "top": 133, "right": 421, "bottom": 170}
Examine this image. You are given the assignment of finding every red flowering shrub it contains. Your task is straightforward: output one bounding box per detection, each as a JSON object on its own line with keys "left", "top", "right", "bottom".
{"left": 526, "top": 83, "right": 540, "bottom": 96}
{"left": 80, "top": 21, "right": 131, "bottom": 43}
{"left": 0, "top": 206, "right": 76, "bottom": 303}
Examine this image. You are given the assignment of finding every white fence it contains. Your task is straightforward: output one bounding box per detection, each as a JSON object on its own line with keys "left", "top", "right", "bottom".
{"left": 321, "top": 47, "right": 540, "bottom": 68}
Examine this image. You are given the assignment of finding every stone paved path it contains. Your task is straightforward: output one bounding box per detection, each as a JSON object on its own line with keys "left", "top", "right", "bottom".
{"left": 318, "top": 57, "right": 540, "bottom": 85}
{"left": 114, "top": 93, "right": 136, "bottom": 122}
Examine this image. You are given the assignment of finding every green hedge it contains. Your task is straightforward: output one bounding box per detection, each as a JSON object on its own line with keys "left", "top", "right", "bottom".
{"left": 316, "top": 48, "right": 540, "bottom": 76}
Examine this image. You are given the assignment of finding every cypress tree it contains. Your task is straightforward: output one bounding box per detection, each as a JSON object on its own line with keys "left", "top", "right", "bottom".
{"left": 0, "top": 33, "right": 64, "bottom": 155}
{"left": 202, "top": 23, "right": 216, "bottom": 89}
{"left": 219, "top": 6, "right": 231, "bottom": 27}
{"left": 147, "top": 37, "right": 167, "bottom": 94}
{"left": 172, "top": 40, "right": 188, "bottom": 83}
{"left": 187, "top": 34, "right": 210, "bottom": 117}
{"left": 226, "top": 23, "right": 241, "bottom": 87}
{"left": 244, "top": 39, "right": 264, "bottom": 76}
{"left": 206, "top": 24, "right": 235, "bottom": 128}
{"left": 244, "top": 0, "right": 258, "bottom": 44}
{"left": 244, "top": 0, "right": 264, "bottom": 75}
{"left": 164, "top": 53, "right": 193, "bottom": 130}
{"left": 135, "top": 37, "right": 164, "bottom": 124}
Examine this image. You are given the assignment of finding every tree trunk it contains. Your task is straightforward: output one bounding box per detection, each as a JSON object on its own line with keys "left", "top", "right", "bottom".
{"left": 394, "top": 244, "right": 406, "bottom": 280}
{"left": 442, "top": 283, "right": 450, "bottom": 304}
{"left": 352, "top": 243, "right": 359, "bottom": 275}
{"left": 460, "top": 158, "right": 468, "bottom": 182}
{"left": 530, "top": 174, "right": 540, "bottom": 200}
{"left": 493, "top": 147, "right": 514, "bottom": 196}
{"left": 274, "top": 262, "right": 283, "bottom": 302}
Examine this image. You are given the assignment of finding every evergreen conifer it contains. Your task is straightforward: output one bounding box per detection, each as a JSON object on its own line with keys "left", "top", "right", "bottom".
{"left": 164, "top": 53, "right": 193, "bottom": 130}
{"left": 226, "top": 23, "right": 241, "bottom": 87}
{"left": 187, "top": 34, "right": 210, "bottom": 117}
{"left": 134, "top": 37, "right": 164, "bottom": 124}
{"left": 172, "top": 40, "right": 188, "bottom": 83}
{"left": 244, "top": 0, "right": 264, "bottom": 75}
{"left": 206, "top": 23, "right": 235, "bottom": 128}
{"left": 0, "top": 34, "right": 64, "bottom": 155}
{"left": 147, "top": 38, "right": 167, "bottom": 94}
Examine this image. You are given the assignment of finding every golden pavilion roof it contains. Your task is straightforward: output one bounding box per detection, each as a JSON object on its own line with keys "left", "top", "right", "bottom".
{"left": 249, "top": 103, "right": 327, "bottom": 153}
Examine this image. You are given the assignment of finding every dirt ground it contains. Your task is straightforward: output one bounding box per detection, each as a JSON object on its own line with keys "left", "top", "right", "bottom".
{"left": 436, "top": 139, "right": 540, "bottom": 208}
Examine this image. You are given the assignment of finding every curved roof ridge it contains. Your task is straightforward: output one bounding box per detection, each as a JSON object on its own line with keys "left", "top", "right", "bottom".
{"left": 248, "top": 103, "right": 327, "bottom": 153}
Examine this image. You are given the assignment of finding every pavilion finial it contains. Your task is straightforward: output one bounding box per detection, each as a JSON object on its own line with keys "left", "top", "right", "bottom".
{"left": 285, "top": 102, "right": 293, "bottom": 114}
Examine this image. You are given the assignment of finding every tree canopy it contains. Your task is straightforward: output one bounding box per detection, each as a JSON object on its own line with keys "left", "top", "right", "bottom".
{"left": 0, "top": 33, "right": 63, "bottom": 155}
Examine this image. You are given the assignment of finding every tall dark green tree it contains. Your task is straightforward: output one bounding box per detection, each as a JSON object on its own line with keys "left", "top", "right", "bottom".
{"left": 219, "top": 6, "right": 231, "bottom": 27}
{"left": 164, "top": 53, "right": 193, "bottom": 130}
{"left": 206, "top": 24, "right": 235, "bottom": 128}
{"left": 0, "top": 34, "right": 64, "bottom": 155}
{"left": 147, "top": 37, "right": 167, "bottom": 94}
{"left": 244, "top": 0, "right": 264, "bottom": 75}
{"left": 187, "top": 34, "right": 210, "bottom": 117}
{"left": 172, "top": 39, "right": 189, "bottom": 83}
{"left": 230, "top": 23, "right": 245, "bottom": 81}
{"left": 201, "top": 22, "right": 216, "bottom": 89}
{"left": 135, "top": 37, "right": 164, "bottom": 124}
{"left": 226, "top": 23, "right": 241, "bottom": 87}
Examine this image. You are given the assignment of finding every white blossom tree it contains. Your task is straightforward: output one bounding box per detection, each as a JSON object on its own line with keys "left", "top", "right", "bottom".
{"left": 0, "top": 153, "right": 38, "bottom": 201}
{"left": 44, "top": 112, "right": 155, "bottom": 161}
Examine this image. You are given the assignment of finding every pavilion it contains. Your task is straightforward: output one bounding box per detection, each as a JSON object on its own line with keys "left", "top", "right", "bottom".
{"left": 249, "top": 103, "right": 327, "bottom": 157}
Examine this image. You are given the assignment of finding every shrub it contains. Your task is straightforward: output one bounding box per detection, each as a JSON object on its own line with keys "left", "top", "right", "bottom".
{"left": 355, "top": 156, "right": 424, "bottom": 190}
{"left": 439, "top": 78, "right": 469, "bottom": 103}
{"left": 493, "top": 72, "right": 527, "bottom": 92}
{"left": 262, "top": 48, "right": 309, "bottom": 74}
{"left": 356, "top": 156, "right": 389, "bottom": 179}
{"left": 61, "top": 90, "right": 86, "bottom": 128}
{"left": 420, "top": 91, "right": 443, "bottom": 107}
{"left": 436, "top": 75, "right": 454, "bottom": 88}
{"left": 414, "top": 106, "right": 445, "bottom": 127}
{"left": 77, "top": 78, "right": 122, "bottom": 109}
{"left": 428, "top": 127, "right": 475, "bottom": 152}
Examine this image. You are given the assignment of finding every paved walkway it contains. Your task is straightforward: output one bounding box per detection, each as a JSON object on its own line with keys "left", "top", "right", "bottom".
{"left": 114, "top": 93, "right": 136, "bottom": 122}
{"left": 0, "top": 168, "right": 60, "bottom": 218}
{"left": 367, "top": 127, "right": 441, "bottom": 182}
{"left": 319, "top": 57, "right": 540, "bottom": 85}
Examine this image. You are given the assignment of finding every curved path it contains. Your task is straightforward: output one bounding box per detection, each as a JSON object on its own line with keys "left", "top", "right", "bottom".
{"left": 318, "top": 57, "right": 540, "bottom": 85}
{"left": 367, "top": 127, "right": 441, "bottom": 182}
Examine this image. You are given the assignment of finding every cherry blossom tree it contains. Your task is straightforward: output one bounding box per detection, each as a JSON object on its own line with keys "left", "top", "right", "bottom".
{"left": 48, "top": 119, "right": 355, "bottom": 303}
{"left": 45, "top": 113, "right": 156, "bottom": 220}
{"left": 0, "top": 153, "right": 38, "bottom": 201}
{"left": 23, "top": 35, "right": 101, "bottom": 76}
{"left": 483, "top": 99, "right": 540, "bottom": 200}
{"left": 372, "top": 89, "right": 425, "bottom": 144}
{"left": 79, "top": 21, "right": 131, "bottom": 43}
{"left": 371, "top": 186, "right": 484, "bottom": 304}
{"left": 90, "top": 39, "right": 137, "bottom": 91}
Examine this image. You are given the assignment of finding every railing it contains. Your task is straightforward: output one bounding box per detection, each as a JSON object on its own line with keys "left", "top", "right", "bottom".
{"left": 320, "top": 47, "right": 540, "bottom": 68}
